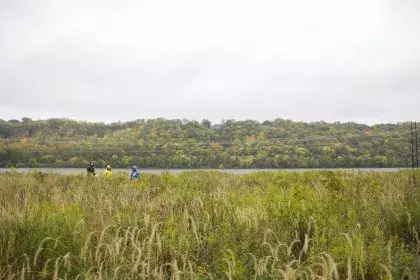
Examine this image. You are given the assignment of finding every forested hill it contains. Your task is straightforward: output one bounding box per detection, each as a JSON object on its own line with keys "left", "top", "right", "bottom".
{"left": 0, "top": 118, "right": 413, "bottom": 168}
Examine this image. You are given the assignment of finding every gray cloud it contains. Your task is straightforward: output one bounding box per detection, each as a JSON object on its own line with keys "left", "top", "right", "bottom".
{"left": 0, "top": 0, "right": 419, "bottom": 124}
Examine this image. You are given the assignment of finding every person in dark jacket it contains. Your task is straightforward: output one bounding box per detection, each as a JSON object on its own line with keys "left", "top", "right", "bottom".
{"left": 87, "top": 163, "right": 96, "bottom": 175}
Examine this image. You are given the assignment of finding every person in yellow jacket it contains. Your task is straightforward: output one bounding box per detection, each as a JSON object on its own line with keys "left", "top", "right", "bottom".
{"left": 104, "top": 165, "right": 112, "bottom": 177}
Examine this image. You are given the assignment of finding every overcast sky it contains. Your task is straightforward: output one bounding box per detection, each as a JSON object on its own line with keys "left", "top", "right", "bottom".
{"left": 0, "top": 0, "right": 419, "bottom": 124}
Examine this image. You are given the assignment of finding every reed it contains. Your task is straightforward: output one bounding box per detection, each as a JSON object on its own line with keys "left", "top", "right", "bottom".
{"left": 0, "top": 170, "right": 419, "bottom": 279}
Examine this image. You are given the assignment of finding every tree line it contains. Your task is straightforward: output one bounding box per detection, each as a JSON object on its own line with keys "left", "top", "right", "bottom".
{"left": 0, "top": 117, "right": 412, "bottom": 168}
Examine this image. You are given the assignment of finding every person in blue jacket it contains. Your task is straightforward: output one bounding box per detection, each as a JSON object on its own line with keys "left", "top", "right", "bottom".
{"left": 130, "top": 166, "right": 140, "bottom": 180}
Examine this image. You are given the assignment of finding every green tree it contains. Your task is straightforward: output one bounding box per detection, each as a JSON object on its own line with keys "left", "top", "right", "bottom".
{"left": 122, "top": 155, "right": 132, "bottom": 167}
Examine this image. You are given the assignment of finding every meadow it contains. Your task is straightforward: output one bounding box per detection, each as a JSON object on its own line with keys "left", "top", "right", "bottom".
{"left": 0, "top": 170, "right": 420, "bottom": 279}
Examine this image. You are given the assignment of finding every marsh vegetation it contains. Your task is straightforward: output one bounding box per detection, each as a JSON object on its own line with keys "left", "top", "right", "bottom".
{"left": 1, "top": 170, "right": 420, "bottom": 279}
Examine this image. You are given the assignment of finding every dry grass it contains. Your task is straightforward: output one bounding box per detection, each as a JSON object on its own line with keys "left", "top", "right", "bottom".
{"left": 0, "top": 170, "right": 420, "bottom": 279}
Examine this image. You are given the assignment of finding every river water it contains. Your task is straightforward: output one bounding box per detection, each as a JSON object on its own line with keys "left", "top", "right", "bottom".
{"left": 0, "top": 167, "right": 403, "bottom": 174}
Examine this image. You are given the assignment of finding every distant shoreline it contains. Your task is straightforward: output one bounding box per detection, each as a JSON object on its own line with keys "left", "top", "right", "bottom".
{"left": 0, "top": 167, "right": 406, "bottom": 174}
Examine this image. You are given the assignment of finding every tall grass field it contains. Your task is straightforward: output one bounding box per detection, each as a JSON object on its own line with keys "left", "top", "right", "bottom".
{"left": 1, "top": 170, "right": 420, "bottom": 279}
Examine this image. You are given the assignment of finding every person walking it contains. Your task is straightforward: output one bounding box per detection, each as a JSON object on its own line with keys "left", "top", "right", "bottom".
{"left": 87, "top": 162, "right": 96, "bottom": 175}
{"left": 130, "top": 166, "right": 140, "bottom": 180}
{"left": 104, "top": 165, "right": 112, "bottom": 177}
